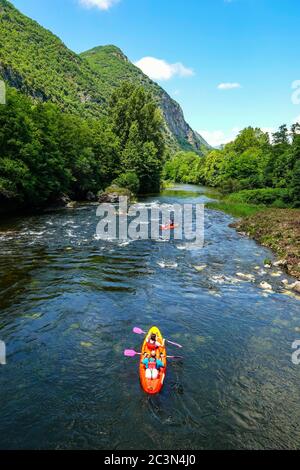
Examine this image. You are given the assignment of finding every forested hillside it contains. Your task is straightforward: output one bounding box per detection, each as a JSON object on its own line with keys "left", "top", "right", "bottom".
{"left": 81, "top": 46, "right": 208, "bottom": 152}
{"left": 0, "top": 0, "right": 207, "bottom": 153}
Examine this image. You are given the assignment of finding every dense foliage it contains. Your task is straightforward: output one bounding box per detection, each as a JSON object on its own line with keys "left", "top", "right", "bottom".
{"left": 0, "top": 0, "right": 205, "bottom": 153}
{"left": 164, "top": 126, "right": 300, "bottom": 208}
{"left": 0, "top": 83, "right": 165, "bottom": 209}
{"left": 109, "top": 83, "right": 165, "bottom": 193}
{"left": 163, "top": 152, "right": 203, "bottom": 184}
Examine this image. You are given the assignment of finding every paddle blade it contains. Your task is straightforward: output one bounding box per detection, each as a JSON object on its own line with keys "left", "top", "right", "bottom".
{"left": 166, "top": 339, "right": 183, "bottom": 349}
{"left": 133, "top": 327, "right": 145, "bottom": 335}
{"left": 124, "top": 349, "right": 138, "bottom": 357}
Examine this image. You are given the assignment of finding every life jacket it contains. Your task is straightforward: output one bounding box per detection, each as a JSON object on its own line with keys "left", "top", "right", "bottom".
{"left": 147, "top": 340, "right": 157, "bottom": 351}
{"left": 148, "top": 360, "right": 157, "bottom": 370}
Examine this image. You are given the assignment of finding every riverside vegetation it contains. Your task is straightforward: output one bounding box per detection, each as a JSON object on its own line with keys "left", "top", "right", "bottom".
{"left": 164, "top": 126, "right": 300, "bottom": 279}
{"left": 0, "top": 82, "right": 165, "bottom": 211}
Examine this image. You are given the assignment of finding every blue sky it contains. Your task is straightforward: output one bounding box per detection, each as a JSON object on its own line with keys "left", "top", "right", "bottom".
{"left": 10, "top": 0, "right": 300, "bottom": 146}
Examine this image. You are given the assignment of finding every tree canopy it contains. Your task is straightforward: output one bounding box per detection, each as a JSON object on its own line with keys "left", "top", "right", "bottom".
{"left": 163, "top": 126, "right": 300, "bottom": 208}
{"left": 0, "top": 82, "right": 166, "bottom": 210}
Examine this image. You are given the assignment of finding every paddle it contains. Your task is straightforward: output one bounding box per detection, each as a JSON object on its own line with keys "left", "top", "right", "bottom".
{"left": 133, "top": 327, "right": 183, "bottom": 349}
{"left": 124, "top": 349, "right": 183, "bottom": 360}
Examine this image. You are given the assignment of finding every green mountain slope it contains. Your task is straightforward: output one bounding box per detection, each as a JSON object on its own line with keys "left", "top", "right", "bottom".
{"left": 0, "top": 0, "right": 208, "bottom": 152}
{"left": 81, "top": 45, "right": 209, "bottom": 152}
{"left": 0, "top": 0, "right": 107, "bottom": 116}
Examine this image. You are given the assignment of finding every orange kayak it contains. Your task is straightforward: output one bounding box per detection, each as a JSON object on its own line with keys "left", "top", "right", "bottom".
{"left": 139, "top": 326, "right": 166, "bottom": 395}
{"left": 161, "top": 224, "right": 178, "bottom": 231}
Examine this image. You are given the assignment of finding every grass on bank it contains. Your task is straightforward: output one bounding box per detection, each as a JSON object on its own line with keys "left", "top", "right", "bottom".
{"left": 206, "top": 200, "right": 265, "bottom": 218}
{"left": 205, "top": 188, "right": 292, "bottom": 218}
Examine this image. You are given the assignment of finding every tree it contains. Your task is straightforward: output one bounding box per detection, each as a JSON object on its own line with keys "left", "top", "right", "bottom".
{"left": 290, "top": 160, "right": 300, "bottom": 207}
{"left": 109, "top": 83, "right": 165, "bottom": 193}
{"left": 163, "top": 151, "right": 203, "bottom": 184}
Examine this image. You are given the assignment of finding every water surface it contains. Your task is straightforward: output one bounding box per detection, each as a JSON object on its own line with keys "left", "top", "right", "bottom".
{"left": 0, "top": 184, "right": 299, "bottom": 450}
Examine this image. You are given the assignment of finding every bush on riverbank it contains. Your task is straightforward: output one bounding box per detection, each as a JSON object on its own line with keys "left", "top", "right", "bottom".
{"left": 226, "top": 188, "right": 290, "bottom": 207}
{"left": 112, "top": 172, "right": 140, "bottom": 194}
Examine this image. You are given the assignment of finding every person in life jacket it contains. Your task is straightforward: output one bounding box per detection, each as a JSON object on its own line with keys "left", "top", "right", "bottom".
{"left": 161, "top": 214, "right": 176, "bottom": 231}
{"left": 146, "top": 333, "right": 165, "bottom": 351}
{"left": 169, "top": 213, "right": 175, "bottom": 228}
{"left": 142, "top": 350, "right": 164, "bottom": 379}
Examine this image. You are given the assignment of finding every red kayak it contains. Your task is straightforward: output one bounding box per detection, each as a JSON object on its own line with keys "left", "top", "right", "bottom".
{"left": 161, "top": 224, "right": 178, "bottom": 231}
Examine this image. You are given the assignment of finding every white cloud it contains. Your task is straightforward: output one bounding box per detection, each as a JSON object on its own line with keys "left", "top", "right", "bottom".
{"left": 79, "top": 0, "right": 119, "bottom": 10}
{"left": 200, "top": 126, "right": 278, "bottom": 147}
{"left": 261, "top": 127, "right": 275, "bottom": 143}
{"left": 293, "top": 115, "right": 300, "bottom": 124}
{"left": 198, "top": 128, "right": 241, "bottom": 147}
{"left": 134, "top": 57, "right": 194, "bottom": 81}
{"left": 217, "top": 82, "right": 241, "bottom": 90}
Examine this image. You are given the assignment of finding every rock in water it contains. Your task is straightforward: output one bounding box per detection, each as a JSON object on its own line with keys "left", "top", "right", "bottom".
{"left": 291, "top": 281, "right": 300, "bottom": 294}
{"left": 236, "top": 272, "right": 255, "bottom": 281}
{"left": 260, "top": 281, "right": 273, "bottom": 291}
{"left": 98, "top": 185, "right": 133, "bottom": 204}
{"left": 274, "top": 259, "right": 287, "bottom": 267}
{"left": 194, "top": 265, "right": 207, "bottom": 272}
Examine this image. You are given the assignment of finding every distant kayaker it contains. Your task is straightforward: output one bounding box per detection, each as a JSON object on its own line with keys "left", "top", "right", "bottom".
{"left": 146, "top": 333, "right": 165, "bottom": 351}
{"left": 142, "top": 350, "right": 164, "bottom": 379}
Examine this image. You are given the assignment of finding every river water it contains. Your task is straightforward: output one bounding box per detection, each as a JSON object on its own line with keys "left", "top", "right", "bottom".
{"left": 0, "top": 184, "right": 299, "bottom": 450}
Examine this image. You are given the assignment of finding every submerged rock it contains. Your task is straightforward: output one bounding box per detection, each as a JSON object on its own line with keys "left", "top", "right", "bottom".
{"left": 236, "top": 272, "right": 255, "bottom": 282}
{"left": 270, "top": 271, "right": 282, "bottom": 277}
{"left": 194, "top": 265, "right": 207, "bottom": 272}
{"left": 157, "top": 261, "right": 178, "bottom": 269}
{"left": 260, "top": 281, "right": 273, "bottom": 291}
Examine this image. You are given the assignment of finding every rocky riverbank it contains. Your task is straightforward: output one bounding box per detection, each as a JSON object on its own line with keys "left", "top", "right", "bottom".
{"left": 231, "top": 208, "right": 300, "bottom": 281}
{"left": 0, "top": 185, "right": 135, "bottom": 217}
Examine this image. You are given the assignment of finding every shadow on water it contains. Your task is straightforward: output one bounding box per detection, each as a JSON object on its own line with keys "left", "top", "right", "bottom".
{"left": 0, "top": 184, "right": 300, "bottom": 449}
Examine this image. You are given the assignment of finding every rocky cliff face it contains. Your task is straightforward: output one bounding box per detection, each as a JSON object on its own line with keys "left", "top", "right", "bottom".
{"left": 158, "top": 90, "right": 209, "bottom": 151}
{"left": 82, "top": 45, "right": 209, "bottom": 153}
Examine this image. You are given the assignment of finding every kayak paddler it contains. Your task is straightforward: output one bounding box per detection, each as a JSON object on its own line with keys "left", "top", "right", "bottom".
{"left": 142, "top": 350, "right": 164, "bottom": 379}
{"left": 146, "top": 332, "right": 165, "bottom": 351}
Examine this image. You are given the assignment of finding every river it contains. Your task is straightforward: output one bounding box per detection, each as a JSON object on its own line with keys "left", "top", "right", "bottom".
{"left": 0, "top": 184, "right": 299, "bottom": 450}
